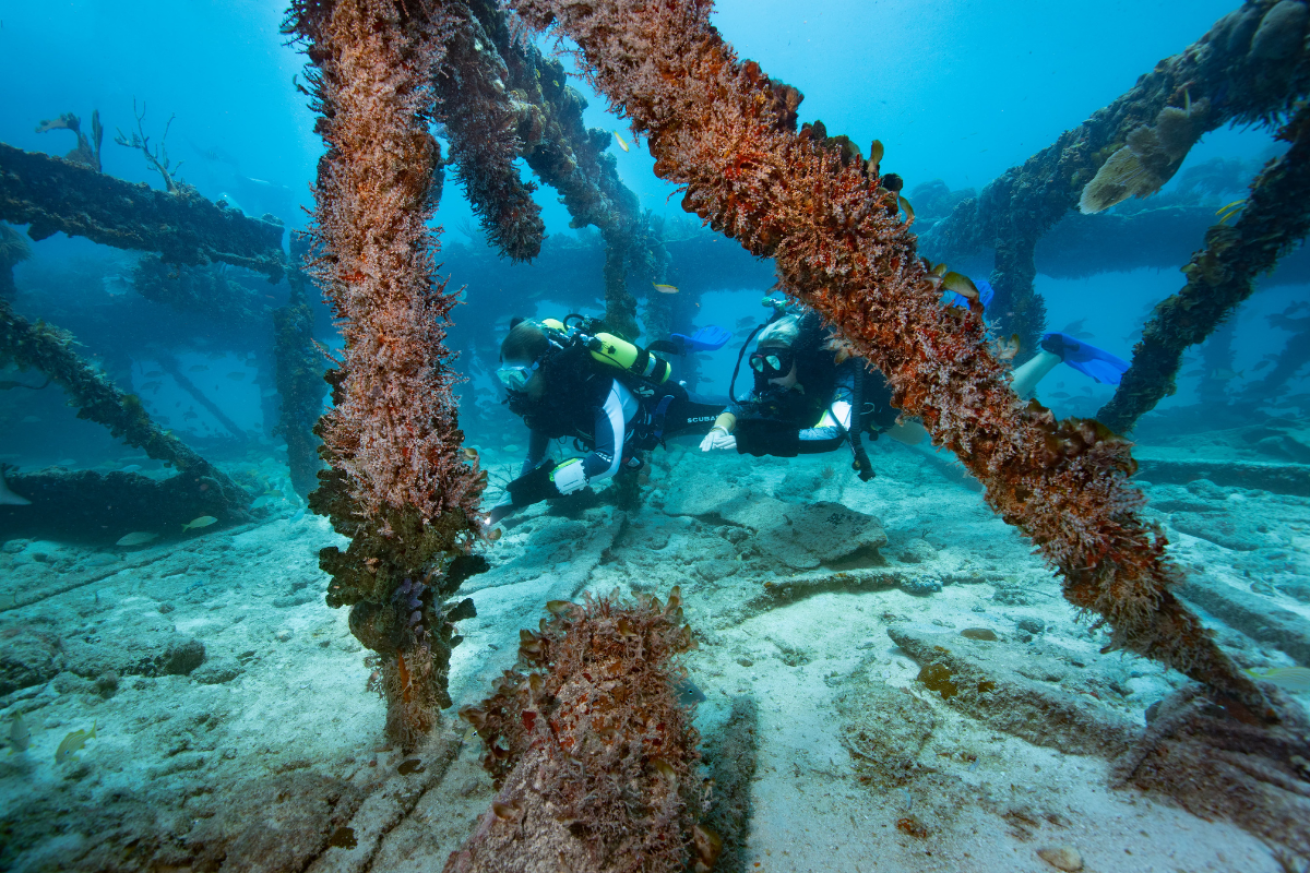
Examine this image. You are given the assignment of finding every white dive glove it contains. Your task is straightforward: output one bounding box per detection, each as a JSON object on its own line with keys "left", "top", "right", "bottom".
{"left": 550, "top": 458, "right": 590, "bottom": 495}
{"left": 699, "top": 426, "right": 737, "bottom": 452}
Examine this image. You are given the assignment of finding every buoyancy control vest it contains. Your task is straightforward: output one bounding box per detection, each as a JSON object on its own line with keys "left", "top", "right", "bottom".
{"left": 507, "top": 317, "right": 674, "bottom": 442}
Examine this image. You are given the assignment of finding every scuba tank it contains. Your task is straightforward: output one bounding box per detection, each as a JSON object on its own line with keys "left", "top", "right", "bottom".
{"left": 541, "top": 316, "right": 672, "bottom": 386}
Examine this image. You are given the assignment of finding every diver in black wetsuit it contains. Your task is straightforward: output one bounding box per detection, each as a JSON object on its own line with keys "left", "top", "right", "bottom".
{"left": 699, "top": 306, "right": 926, "bottom": 473}
{"left": 488, "top": 317, "right": 726, "bottom": 523}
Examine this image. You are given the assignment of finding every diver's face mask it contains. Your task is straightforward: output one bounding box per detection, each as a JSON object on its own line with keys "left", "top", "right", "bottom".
{"left": 497, "top": 359, "right": 538, "bottom": 393}
{"left": 749, "top": 349, "right": 793, "bottom": 377}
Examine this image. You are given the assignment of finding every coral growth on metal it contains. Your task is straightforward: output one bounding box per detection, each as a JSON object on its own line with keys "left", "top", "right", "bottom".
{"left": 509, "top": 0, "right": 1262, "bottom": 708}
{"left": 437, "top": 4, "right": 546, "bottom": 261}
{"left": 285, "top": 0, "right": 481, "bottom": 528}
{"left": 451, "top": 590, "right": 710, "bottom": 873}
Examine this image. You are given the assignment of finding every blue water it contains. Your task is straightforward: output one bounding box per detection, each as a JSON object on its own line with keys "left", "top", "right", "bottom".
{"left": 1, "top": 4, "right": 1309, "bottom": 870}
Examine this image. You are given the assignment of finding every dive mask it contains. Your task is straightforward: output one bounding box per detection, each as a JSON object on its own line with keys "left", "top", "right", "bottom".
{"left": 497, "top": 360, "right": 538, "bottom": 392}
{"left": 749, "top": 349, "right": 793, "bottom": 376}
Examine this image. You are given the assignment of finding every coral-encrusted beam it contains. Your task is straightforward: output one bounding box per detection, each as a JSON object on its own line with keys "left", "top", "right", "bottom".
{"left": 511, "top": 0, "right": 1263, "bottom": 709}
{"left": 288, "top": 0, "right": 478, "bottom": 525}
{"left": 448, "top": 591, "right": 712, "bottom": 873}
{"left": 437, "top": 2, "right": 546, "bottom": 261}
{"left": 1097, "top": 104, "right": 1310, "bottom": 433}
{"left": 285, "top": 0, "right": 485, "bottom": 750}
{"left": 0, "top": 143, "right": 286, "bottom": 280}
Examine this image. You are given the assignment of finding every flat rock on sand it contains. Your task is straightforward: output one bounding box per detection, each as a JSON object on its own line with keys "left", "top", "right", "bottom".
{"left": 720, "top": 497, "right": 887, "bottom": 570}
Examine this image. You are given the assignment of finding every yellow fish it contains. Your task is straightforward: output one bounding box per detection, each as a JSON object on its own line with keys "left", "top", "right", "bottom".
{"left": 9, "top": 712, "right": 31, "bottom": 755}
{"left": 1245, "top": 666, "right": 1310, "bottom": 692}
{"left": 652, "top": 283, "right": 679, "bottom": 295}
{"left": 942, "top": 272, "right": 979, "bottom": 300}
{"left": 613, "top": 131, "right": 630, "bottom": 153}
{"left": 55, "top": 721, "right": 96, "bottom": 763}
{"left": 182, "top": 515, "right": 219, "bottom": 531}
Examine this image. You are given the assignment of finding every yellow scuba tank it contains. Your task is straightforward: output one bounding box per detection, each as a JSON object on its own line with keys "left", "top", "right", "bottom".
{"left": 541, "top": 317, "right": 672, "bottom": 384}
{"left": 586, "top": 332, "right": 672, "bottom": 384}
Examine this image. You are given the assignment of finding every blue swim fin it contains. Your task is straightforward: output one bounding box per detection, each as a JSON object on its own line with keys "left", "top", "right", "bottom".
{"left": 671, "top": 325, "right": 730, "bottom": 352}
{"left": 1040, "top": 332, "right": 1130, "bottom": 385}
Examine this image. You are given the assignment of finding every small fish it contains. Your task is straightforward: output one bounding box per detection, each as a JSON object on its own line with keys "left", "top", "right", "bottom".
{"left": 1061, "top": 318, "right": 1087, "bottom": 335}
{"left": 121, "top": 464, "right": 142, "bottom": 473}
{"left": 897, "top": 195, "right": 915, "bottom": 224}
{"left": 995, "top": 334, "right": 1021, "bottom": 362}
{"left": 8, "top": 712, "right": 30, "bottom": 754}
{"left": 462, "top": 447, "right": 479, "bottom": 461}
{"left": 1245, "top": 666, "right": 1310, "bottom": 692}
{"left": 55, "top": 721, "right": 96, "bottom": 763}
{"left": 868, "top": 138, "right": 884, "bottom": 168}
{"left": 942, "top": 272, "right": 978, "bottom": 299}
{"left": 141, "top": 381, "right": 163, "bottom": 392}
{"left": 613, "top": 131, "right": 630, "bottom": 152}
{"left": 182, "top": 515, "right": 219, "bottom": 531}
{"left": 1048, "top": 391, "right": 1071, "bottom": 399}
{"left": 262, "top": 489, "right": 283, "bottom": 498}
{"left": 226, "top": 372, "right": 246, "bottom": 381}
{"left": 115, "top": 532, "right": 159, "bottom": 547}
{"left": 21, "top": 415, "right": 40, "bottom": 424}
{"left": 735, "top": 316, "right": 756, "bottom": 328}
{"left": 1252, "top": 360, "right": 1273, "bottom": 372}
{"left": 1208, "top": 368, "right": 1245, "bottom": 382}
{"left": 674, "top": 677, "right": 706, "bottom": 708}
{"left": 1216, "top": 198, "right": 1246, "bottom": 222}
{"left": 183, "top": 411, "right": 199, "bottom": 421}
{"left": 1182, "top": 369, "right": 1206, "bottom": 378}
{"left": 188, "top": 365, "right": 209, "bottom": 373}
{"left": 289, "top": 507, "right": 306, "bottom": 522}
{"left": 652, "top": 283, "right": 679, "bottom": 295}
{"left": 0, "top": 468, "right": 31, "bottom": 506}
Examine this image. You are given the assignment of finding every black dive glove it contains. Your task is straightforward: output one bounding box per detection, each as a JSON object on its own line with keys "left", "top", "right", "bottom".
{"left": 487, "top": 461, "right": 560, "bottom": 524}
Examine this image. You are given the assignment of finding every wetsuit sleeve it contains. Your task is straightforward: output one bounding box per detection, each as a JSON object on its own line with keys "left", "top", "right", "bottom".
{"left": 580, "top": 379, "right": 634, "bottom": 483}
{"left": 520, "top": 430, "right": 551, "bottom": 477}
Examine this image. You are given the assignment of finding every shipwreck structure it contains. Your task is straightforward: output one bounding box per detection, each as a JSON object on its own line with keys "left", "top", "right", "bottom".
{"left": 923, "top": 0, "right": 1310, "bottom": 432}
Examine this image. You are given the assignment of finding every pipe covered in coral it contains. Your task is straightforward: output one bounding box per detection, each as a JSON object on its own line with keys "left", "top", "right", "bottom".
{"left": 285, "top": 0, "right": 485, "bottom": 749}
{"left": 437, "top": 2, "right": 546, "bottom": 262}
{"left": 449, "top": 589, "right": 717, "bottom": 873}
{"left": 0, "top": 296, "right": 251, "bottom": 519}
{"left": 1097, "top": 102, "right": 1310, "bottom": 433}
{"left": 924, "top": 0, "right": 1310, "bottom": 362}
{"left": 509, "top": 0, "right": 1265, "bottom": 711}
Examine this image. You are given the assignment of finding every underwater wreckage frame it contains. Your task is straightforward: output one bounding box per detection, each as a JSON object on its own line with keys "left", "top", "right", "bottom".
{"left": 0, "top": 0, "right": 1308, "bottom": 867}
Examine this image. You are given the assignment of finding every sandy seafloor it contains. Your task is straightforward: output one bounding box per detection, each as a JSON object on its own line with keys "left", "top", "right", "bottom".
{"left": 1, "top": 424, "right": 1308, "bottom": 873}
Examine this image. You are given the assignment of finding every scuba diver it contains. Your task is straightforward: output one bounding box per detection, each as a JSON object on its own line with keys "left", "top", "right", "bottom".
{"left": 699, "top": 300, "right": 921, "bottom": 478}
{"left": 699, "top": 291, "right": 1129, "bottom": 474}
{"left": 947, "top": 280, "right": 1131, "bottom": 397}
{"left": 488, "top": 316, "right": 728, "bottom": 523}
